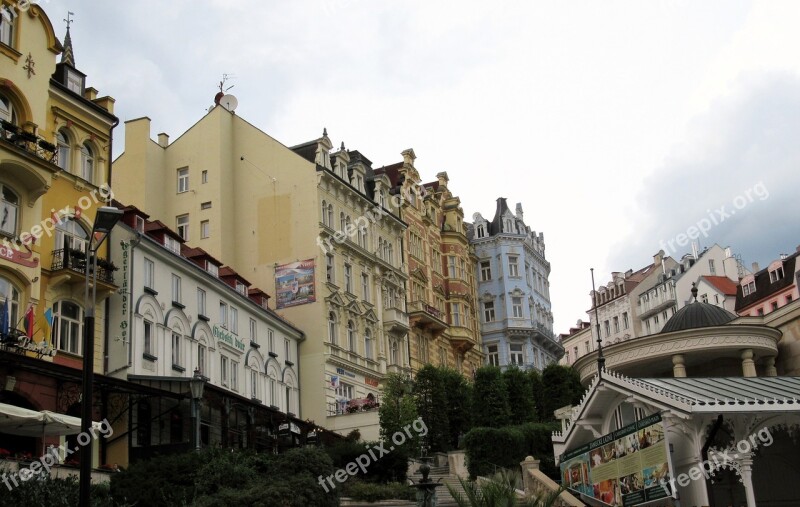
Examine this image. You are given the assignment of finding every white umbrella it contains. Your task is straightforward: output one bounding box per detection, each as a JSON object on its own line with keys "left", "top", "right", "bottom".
{"left": 0, "top": 402, "right": 97, "bottom": 455}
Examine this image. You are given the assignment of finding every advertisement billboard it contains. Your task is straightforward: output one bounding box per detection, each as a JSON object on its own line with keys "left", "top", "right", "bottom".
{"left": 275, "top": 259, "right": 316, "bottom": 309}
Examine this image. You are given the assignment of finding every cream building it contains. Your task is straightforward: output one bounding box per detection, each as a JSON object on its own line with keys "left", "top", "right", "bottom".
{"left": 112, "top": 107, "right": 408, "bottom": 439}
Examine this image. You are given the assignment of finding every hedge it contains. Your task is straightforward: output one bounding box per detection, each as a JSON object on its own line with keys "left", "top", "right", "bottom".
{"left": 464, "top": 422, "right": 560, "bottom": 480}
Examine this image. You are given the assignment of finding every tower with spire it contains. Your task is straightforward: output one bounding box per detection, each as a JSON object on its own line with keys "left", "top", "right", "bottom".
{"left": 52, "top": 11, "right": 86, "bottom": 95}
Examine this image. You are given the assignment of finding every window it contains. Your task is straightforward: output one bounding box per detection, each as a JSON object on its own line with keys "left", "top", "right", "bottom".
{"left": 197, "top": 289, "right": 206, "bottom": 316}
{"left": 742, "top": 280, "right": 756, "bottom": 296}
{"left": 770, "top": 267, "right": 785, "bottom": 283}
{"left": 0, "top": 6, "right": 15, "bottom": 47}
{"left": 201, "top": 170, "right": 208, "bottom": 184}
{"left": 573, "top": 346, "right": 579, "bottom": 359}
{"left": 231, "top": 361, "right": 238, "bottom": 391}
{"left": 512, "top": 297, "right": 523, "bottom": 318}
{"left": 379, "top": 190, "right": 386, "bottom": 208}
{"left": 268, "top": 329, "right": 275, "bottom": 351}
{"left": 80, "top": 143, "right": 94, "bottom": 182}
{"left": 757, "top": 308, "right": 764, "bottom": 316}
{"left": 347, "top": 321, "right": 356, "bottom": 352}
{"left": 585, "top": 341, "right": 591, "bottom": 354}
{"left": 171, "top": 332, "right": 181, "bottom": 367}
{"left": 164, "top": 235, "right": 181, "bottom": 254}
{"left": 340, "top": 212, "right": 346, "bottom": 232}
{"left": 326, "top": 312, "right": 337, "bottom": 350}
{"left": 56, "top": 130, "right": 71, "bottom": 172}
{"left": 365, "top": 329, "right": 373, "bottom": 360}
{"left": 451, "top": 302, "right": 462, "bottom": 326}
{"left": 219, "top": 302, "right": 228, "bottom": 328}
{"left": 143, "top": 320, "right": 153, "bottom": 356}
{"left": 230, "top": 307, "right": 238, "bottom": 334}
{"left": 483, "top": 301, "right": 495, "bottom": 322}
{"left": 143, "top": 258, "right": 155, "bottom": 289}
{"left": 198, "top": 344, "right": 207, "bottom": 375}
{"left": 200, "top": 220, "right": 210, "bottom": 239}
{"left": 476, "top": 225, "right": 485, "bottom": 238}
{"left": 508, "top": 255, "right": 519, "bottom": 277}
{"left": 326, "top": 254, "right": 335, "bottom": 283}
{"left": 55, "top": 218, "right": 88, "bottom": 252}
{"left": 344, "top": 264, "right": 352, "bottom": 293}
{"left": 708, "top": 259, "right": 716, "bottom": 275}
{"left": 662, "top": 310, "right": 668, "bottom": 322}
{"left": 613, "top": 316, "right": 619, "bottom": 333}
{"left": 509, "top": 343, "right": 524, "bottom": 365}
{"left": 622, "top": 312, "right": 629, "bottom": 330}
{"left": 0, "top": 277, "right": 18, "bottom": 335}
{"left": 438, "top": 346, "right": 447, "bottom": 366}
{"left": 245, "top": 319, "right": 255, "bottom": 344}
{"left": 604, "top": 320, "right": 610, "bottom": 337}
{"left": 250, "top": 369, "right": 258, "bottom": 399}
{"left": 0, "top": 184, "right": 19, "bottom": 236}
{"left": 645, "top": 320, "right": 651, "bottom": 334}
{"left": 171, "top": 274, "right": 181, "bottom": 303}
{"left": 487, "top": 344, "right": 499, "bottom": 366}
{"left": 321, "top": 200, "right": 328, "bottom": 226}
{"left": 134, "top": 215, "right": 145, "bottom": 233}
{"left": 335, "top": 382, "right": 354, "bottom": 401}
{"left": 654, "top": 314, "right": 659, "bottom": 325}
{"left": 787, "top": 295, "right": 793, "bottom": 304}
{"left": 418, "top": 335, "right": 429, "bottom": 363}
{"left": 361, "top": 273, "right": 369, "bottom": 302}
{"left": 221, "top": 356, "right": 229, "bottom": 386}
{"left": 207, "top": 262, "right": 218, "bottom": 277}
{"left": 177, "top": 168, "right": 189, "bottom": 193}
{"left": 176, "top": 215, "right": 189, "bottom": 241}
{"left": 390, "top": 340, "right": 399, "bottom": 365}
{"left": 269, "top": 374, "right": 277, "bottom": 406}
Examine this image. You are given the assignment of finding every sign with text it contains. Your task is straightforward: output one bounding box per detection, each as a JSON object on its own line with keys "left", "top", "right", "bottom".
{"left": 213, "top": 325, "right": 245, "bottom": 352}
{"left": 275, "top": 259, "right": 316, "bottom": 309}
{"left": 560, "top": 413, "right": 672, "bottom": 506}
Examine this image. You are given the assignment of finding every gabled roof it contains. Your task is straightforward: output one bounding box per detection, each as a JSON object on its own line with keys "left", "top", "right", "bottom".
{"left": 701, "top": 275, "right": 739, "bottom": 296}
{"left": 736, "top": 251, "right": 799, "bottom": 311}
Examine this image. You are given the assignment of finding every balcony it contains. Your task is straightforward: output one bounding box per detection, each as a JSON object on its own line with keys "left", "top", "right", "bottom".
{"left": 638, "top": 296, "right": 677, "bottom": 320}
{"left": 408, "top": 300, "right": 448, "bottom": 334}
{"left": 1, "top": 120, "right": 58, "bottom": 166}
{"left": 383, "top": 306, "right": 410, "bottom": 333}
{"left": 448, "top": 325, "right": 477, "bottom": 353}
{"left": 50, "top": 248, "right": 117, "bottom": 289}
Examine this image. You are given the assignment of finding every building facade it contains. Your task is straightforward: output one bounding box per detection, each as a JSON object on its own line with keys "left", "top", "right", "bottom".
{"left": 113, "top": 113, "right": 409, "bottom": 440}
{"left": 470, "top": 198, "right": 562, "bottom": 369}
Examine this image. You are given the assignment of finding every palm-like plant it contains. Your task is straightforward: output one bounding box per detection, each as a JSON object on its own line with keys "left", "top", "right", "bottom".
{"left": 446, "top": 469, "right": 564, "bottom": 507}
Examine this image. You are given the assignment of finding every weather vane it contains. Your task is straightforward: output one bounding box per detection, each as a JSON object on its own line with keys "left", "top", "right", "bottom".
{"left": 64, "top": 11, "right": 74, "bottom": 28}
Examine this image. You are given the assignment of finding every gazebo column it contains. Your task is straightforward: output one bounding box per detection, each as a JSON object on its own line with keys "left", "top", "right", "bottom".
{"left": 740, "top": 456, "right": 757, "bottom": 507}
{"left": 764, "top": 356, "right": 777, "bottom": 376}
{"left": 741, "top": 349, "right": 757, "bottom": 377}
{"left": 672, "top": 354, "right": 686, "bottom": 377}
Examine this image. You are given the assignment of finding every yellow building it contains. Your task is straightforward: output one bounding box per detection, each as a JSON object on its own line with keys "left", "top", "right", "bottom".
{"left": 375, "top": 151, "right": 482, "bottom": 377}
{"left": 113, "top": 106, "right": 410, "bottom": 439}
{"left": 1, "top": 3, "right": 128, "bottom": 471}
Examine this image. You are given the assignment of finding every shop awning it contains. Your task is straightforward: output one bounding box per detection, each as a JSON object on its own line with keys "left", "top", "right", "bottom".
{"left": 0, "top": 402, "right": 95, "bottom": 437}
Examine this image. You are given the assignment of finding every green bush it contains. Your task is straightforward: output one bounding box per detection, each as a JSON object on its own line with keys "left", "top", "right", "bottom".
{"left": 0, "top": 474, "right": 115, "bottom": 507}
{"left": 325, "top": 440, "right": 409, "bottom": 483}
{"left": 342, "top": 479, "right": 416, "bottom": 502}
{"left": 463, "top": 427, "right": 525, "bottom": 478}
{"left": 472, "top": 367, "right": 511, "bottom": 428}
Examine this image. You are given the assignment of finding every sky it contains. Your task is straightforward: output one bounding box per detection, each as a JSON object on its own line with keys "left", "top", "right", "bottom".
{"left": 43, "top": 0, "right": 800, "bottom": 334}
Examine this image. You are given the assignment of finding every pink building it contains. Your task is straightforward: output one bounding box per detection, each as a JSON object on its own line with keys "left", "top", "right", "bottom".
{"left": 736, "top": 247, "right": 800, "bottom": 317}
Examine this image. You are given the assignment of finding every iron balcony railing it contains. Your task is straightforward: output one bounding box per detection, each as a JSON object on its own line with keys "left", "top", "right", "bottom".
{"left": 0, "top": 120, "right": 58, "bottom": 165}
{"left": 51, "top": 248, "right": 117, "bottom": 285}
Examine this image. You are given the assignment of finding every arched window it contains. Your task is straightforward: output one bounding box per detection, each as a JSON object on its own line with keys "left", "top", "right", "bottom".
{"left": 268, "top": 370, "right": 278, "bottom": 407}
{"left": 379, "top": 190, "right": 386, "bottom": 208}
{"left": 364, "top": 329, "right": 373, "bottom": 360}
{"left": 57, "top": 130, "right": 71, "bottom": 172}
{"left": 358, "top": 224, "right": 367, "bottom": 248}
{"left": 328, "top": 312, "right": 337, "bottom": 345}
{"left": 321, "top": 200, "right": 328, "bottom": 226}
{"left": 477, "top": 225, "right": 485, "bottom": 238}
{"left": 340, "top": 212, "right": 346, "bottom": 231}
{"left": 327, "top": 203, "right": 333, "bottom": 227}
{"left": 0, "top": 93, "right": 16, "bottom": 125}
{"left": 52, "top": 301, "right": 83, "bottom": 354}
{"left": 1, "top": 184, "right": 19, "bottom": 236}
{"left": 347, "top": 320, "right": 356, "bottom": 352}
{"left": 80, "top": 143, "right": 94, "bottom": 182}
{"left": 0, "top": 6, "right": 15, "bottom": 47}
{"left": 249, "top": 365, "right": 259, "bottom": 400}
{"left": 55, "top": 218, "right": 88, "bottom": 252}
{"left": 387, "top": 244, "right": 393, "bottom": 264}
{"left": 378, "top": 238, "right": 384, "bottom": 259}
{"left": 0, "top": 276, "right": 20, "bottom": 330}
{"left": 390, "top": 340, "right": 399, "bottom": 365}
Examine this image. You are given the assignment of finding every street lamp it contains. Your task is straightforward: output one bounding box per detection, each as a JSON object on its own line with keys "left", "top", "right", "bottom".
{"left": 190, "top": 367, "right": 207, "bottom": 452}
{"left": 79, "top": 206, "right": 123, "bottom": 506}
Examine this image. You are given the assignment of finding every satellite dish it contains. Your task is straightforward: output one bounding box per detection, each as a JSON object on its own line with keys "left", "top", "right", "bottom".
{"left": 220, "top": 94, "right": 238, "bottom": 112}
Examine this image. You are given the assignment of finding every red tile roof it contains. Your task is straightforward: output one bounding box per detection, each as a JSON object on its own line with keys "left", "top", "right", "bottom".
{"left": 702, "top": 275, "right": 739, "bottom": 296}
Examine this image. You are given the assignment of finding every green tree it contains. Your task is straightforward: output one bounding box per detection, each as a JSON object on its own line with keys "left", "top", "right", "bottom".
{"left": 413, "top": 364, "right": 451, "bottom": 453}
{"left": 540, "top": 364, "right": 585, "bottom": 422}
{"left": 379, "top": 373, "right": 418, "bottom": 445}
{"left": 440, "top": 367, "right": 473, "bottom": 449}
{"left": 503, "top": 366, "right": 536, "bottom": 424}
{"left": 528, "top": 369, "right": 544, "bottom": 422}
{"left": 472, "top": 366, "right": 511, "bottom": 428}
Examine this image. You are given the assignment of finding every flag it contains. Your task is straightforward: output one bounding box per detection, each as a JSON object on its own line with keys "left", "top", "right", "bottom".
{"left": 330, "top": 375, "right": 339, "bottom": 389}
{"left": 23, "top": 305, "right": 34, "bottom": 339}
{"left": 0, "top": 299, "right": 8, "bottom": 337}
{"left": 44, "top": 307, "right": 53, "bottom": 327}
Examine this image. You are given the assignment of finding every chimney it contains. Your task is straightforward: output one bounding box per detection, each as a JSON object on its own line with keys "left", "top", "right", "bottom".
{"left": 654, "top": 250, "right": 664, "bottom": 272}
{"left": 752, "top": 262, "right": 760, "bottom": 272}
{"left": 157, "top": 133, "right": 169, "bottom": 148}
{"left": 83, "top": 87, "right": 98, "bottom": 101}
{"left": 515, "top": 203, "right": 524, "bottom": 221}
{"left": 436, "top": 171, "right": 449, "bottom": 188}
{"left": 401, "top": 148, "right": 416, "bottom": 166}
{"left": 780, "top": 253, "right": 787, "bottom": 260}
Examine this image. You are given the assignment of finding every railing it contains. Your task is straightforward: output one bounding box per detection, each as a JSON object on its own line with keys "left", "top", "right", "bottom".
{"left": 0, "top": 120, "right": 58, "bottom": 165}
{"left": 408, "top": 300, "right": 444, "bottom": 320}
{"left": 51, "top": 248, "right": 117, "bottom": 284}
{"left": 327, "top": 395, "right": 381, "bottom": 416}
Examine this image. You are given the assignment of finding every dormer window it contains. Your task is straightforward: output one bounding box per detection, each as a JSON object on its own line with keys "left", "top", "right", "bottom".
{"left": 769, "top": 266, "right": 784, "bottom": 283}
{"left": 476, "top": 225, "right": 485, "bottom": 238}
{"left": 66, "top": 68, "right": 85, "bottom": 94}
{"left": 164, "top": 236, "right": 180, "bottom": 254}
{"left": 236, "top": 281, "right": 247, "bottom": 295}
{"left": 134, "top": 215, "right": 145, "bottom": 233}
{"left": 207, "top": 262, "right": 219, "bottom": 277}
{"left": 742, "top": 280, "right": 756, "bottom": 296}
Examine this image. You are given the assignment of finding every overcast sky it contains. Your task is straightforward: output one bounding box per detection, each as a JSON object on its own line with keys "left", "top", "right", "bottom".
{"left": 47, "top": 0, "right": 800, "bottom": 334}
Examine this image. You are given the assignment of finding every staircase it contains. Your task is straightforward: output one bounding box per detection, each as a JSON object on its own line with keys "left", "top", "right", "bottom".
{"left": 407, "top": 463, "right": 467, "bottom": 506}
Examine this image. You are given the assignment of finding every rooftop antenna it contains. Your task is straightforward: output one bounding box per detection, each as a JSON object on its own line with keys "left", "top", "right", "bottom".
{"left": 590, "top": 268, "right": 606, "bottom": 377}
{"left": 213, "top": 74, "right": 238, "bottom": 110}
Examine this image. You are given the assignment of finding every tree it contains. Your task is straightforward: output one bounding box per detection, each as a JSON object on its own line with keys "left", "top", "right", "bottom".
{"left": 527, "top": 369, "right": 544, "bottom": 422}
{"left": 413, "top": 364, "right": 451, "bottom": 453}
{"left": 540, "top": 364, "right": 585, "bottom": 422}
{"left": 440, "top": 367, "right": 473, "bottom": 449}
{"left": 379, "top": 373, "right": 418, "bottom": 446}
{"left": 472, "top": 366, "right": 511, "bottom": 428}
{"left": 503, "top": 366, "right": 536, "bottom": 424}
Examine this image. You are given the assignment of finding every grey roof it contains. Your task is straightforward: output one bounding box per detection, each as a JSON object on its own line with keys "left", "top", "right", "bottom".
{"left": 661, "top": 300, "right": 737, "bottom": 333}
{"left": 641, "top": 376, "right": 800, "bottom": 406}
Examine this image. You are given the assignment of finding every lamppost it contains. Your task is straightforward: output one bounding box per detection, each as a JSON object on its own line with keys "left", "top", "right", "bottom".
{"left": 80, "top": 206, "right": 123, "bottom": 506}
{"left": 189, "top": 367, "right": 207, "bottom": 452}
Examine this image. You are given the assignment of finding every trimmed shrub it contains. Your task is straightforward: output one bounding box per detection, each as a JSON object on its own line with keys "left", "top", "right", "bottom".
{"left": 472, "top": 366, "right": 511, "bottom": 428}
{"left": 342, "top": 479, "right": 417, "bottom": 502}
{"left": 504, "top": 366, "right": 536, "bottom": 424}
{"left": 463, "top": 426, "right": 525, "bottom": 479}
